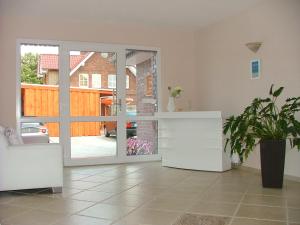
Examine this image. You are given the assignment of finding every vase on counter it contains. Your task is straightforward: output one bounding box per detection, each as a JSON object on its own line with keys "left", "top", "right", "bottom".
{"left": 167, "top": 96, "right": 175, "bottom": 112}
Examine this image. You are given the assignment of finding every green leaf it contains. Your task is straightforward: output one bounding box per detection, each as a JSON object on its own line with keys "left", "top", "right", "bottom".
{"left": 269, "top": 84, "right": 274, "bottom": 95}
{"left": 273, "top": 87, "right": 284, "bottom": 97}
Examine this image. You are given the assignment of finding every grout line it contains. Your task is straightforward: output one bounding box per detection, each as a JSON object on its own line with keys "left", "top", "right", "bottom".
{"left": 233, "top": 216, "right": 287, "bottom": 222}
{"left": 286, "top": 198, "right": 290, "bottom": 225}
{"left": 227, "top": 187, "right": 248, "bottom": 225}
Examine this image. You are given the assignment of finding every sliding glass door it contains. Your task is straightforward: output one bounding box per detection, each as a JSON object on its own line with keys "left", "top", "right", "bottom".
{"left": 17, "top": 40, "right": 161, "bottom": 166}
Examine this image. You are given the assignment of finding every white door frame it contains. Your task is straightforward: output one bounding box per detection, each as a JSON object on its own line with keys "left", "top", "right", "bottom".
{"left": 16, "top": 39, "right": 161, "bottom": 166}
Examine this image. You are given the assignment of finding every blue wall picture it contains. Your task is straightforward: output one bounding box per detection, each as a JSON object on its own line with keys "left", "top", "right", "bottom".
{"left": 250, "top": 59, "right": 260, "bottom": 79}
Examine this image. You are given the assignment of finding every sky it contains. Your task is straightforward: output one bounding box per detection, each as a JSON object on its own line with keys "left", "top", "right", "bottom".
{"left": 21, "top": 44, "right": 59, "bottom": 55}
{"left": 20, "top": 44, "right": 80, "bottom": 55}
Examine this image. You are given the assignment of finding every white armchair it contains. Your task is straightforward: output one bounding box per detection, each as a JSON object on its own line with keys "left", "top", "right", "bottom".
{"left": 0, "top": 142, "right": 63, "bottom": 193}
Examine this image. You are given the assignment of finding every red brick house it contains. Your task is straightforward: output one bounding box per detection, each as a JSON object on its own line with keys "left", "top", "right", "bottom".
{"left": 38, "top": 52, "right": 137, "bottom": 108}
{"left": 38, "top": 52, "right": 136, "bottom": 87}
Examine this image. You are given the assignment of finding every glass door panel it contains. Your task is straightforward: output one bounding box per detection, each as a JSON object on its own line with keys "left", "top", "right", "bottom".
{"left": 125, "top": 49, "right": 159, "bottom": 157}
{"left": 20, "top": 44, "right": 60, "bottom": 117}
{"left": 126, "top": 120, "right": 158, "bottom": 156}
{"left": 69, "top": 51, "right": 118, "bottom": 117}
{"left": 18, "top": 43, "right": 60, "bottom": 147}
{"left": 70, "top": 121, "right": 117, "bottom": 158}
{"left": 68, "top": 50, "right": 118, "bottom": 159}
{"left": 125, "top": 50, "right": 158, "bottom": 116}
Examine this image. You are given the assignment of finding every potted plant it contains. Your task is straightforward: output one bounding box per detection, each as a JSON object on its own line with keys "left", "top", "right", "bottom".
{"left": 223, "top": 85, "right": 300, "bottom": 188}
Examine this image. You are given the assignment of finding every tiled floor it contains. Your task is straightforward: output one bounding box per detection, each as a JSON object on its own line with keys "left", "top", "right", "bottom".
{"left": 0, "top": 162, "right": 300, "bottom": 225}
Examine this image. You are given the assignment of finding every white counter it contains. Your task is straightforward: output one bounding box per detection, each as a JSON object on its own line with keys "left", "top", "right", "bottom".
{"left": 156, "top": 111, "right": 231, "bottom": 172}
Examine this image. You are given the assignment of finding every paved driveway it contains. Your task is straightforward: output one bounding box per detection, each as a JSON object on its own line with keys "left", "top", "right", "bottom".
{"left": 50, "top": 135, "right": 116, "bottom": 158}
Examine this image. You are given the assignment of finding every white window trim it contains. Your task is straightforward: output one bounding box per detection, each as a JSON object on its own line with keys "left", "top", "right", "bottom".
{"left": 126, "top": 75, "right": 129, "bottom": 89}
{"left": 16, "top": 39, "right": 162, "bottom": 167}
{"left": 92, "top": 74, "right": 101, "bottom": 88}
{"left": 108, "top": 74, "right": 116, "bottom": 89}
{"left": 79, "top": 73, "right": 89, "bottom": 88}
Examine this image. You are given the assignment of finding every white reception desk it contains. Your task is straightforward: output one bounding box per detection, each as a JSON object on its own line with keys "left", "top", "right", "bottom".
{"left": 155, "top": 111, "right": 231, "bottom": 172}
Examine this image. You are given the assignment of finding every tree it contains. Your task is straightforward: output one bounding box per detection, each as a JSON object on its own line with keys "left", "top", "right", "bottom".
{"left": 21, "top": 53, "right": 42, "bottom": 84}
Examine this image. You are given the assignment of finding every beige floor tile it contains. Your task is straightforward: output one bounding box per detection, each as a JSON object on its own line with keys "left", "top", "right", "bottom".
{"left": 158, "top": 190, "right": 202, "bottom": 199}
{"left": 98, "top": 170, "right": 128, "bottom": 178}
{"left": 78, "top": 203, "right": 135, "bottom": 221}
{"left": 0, "top": 204, "right": 29, "bottom": 221}
{"left": 289, "top": 208, "right": 300, "bottom": 223}
{"left": 200, "top": 191, "right": 244, "bottom": 203}
{"left": 9, "top": 195, "right": 56, "bottom": 209}
{"left": 169, "top": 186, "right": 207, "bottom": 194}
{"left": 231, "top": 218, "right": 286, "bottom": 225}
{"left": 174, "top": 182, "right": 212, "bottom": 189}
{"left": 102, "top": 193, "right": 154, "bottom": 207}
{"left": 188, "top": 201, "right": 238, "bottom": 216}
{"left": 143, "top": 197, "right": 197, "bottom": 211}
{"left": 247, "top": 186, "right": 287, "bottom": 196}
{"left": 0, "top": 192, "right": 24, "bottom": 204}
{"left": 39, "top": 199, "right": 95, "bottom": 214}
{"left": 63, "top": 180, "right": 100, "bottom": 190}
{"left": 54, "top": 214, "right": 112, "bottom": 225}
{"left": 122, "top": 185, "right": 166, "bottom": 196}
{"left": 242, "top": 194, "right": 285, "bottom": 207}
{"left": 64, "top": 173, "right": 92, "bottom": 181}
{"left": 210, "top": 183, "right": 248, "bottom": 193}
{"left": 236, "top": 205, "right": 286, "bottom": 221}
{"left": 3, "top": 209, "right": 65, "bottom": 225}
{"left": 80, "top": 175, "right": 116, "bottom": 183}
{"left": 70, "top": 190, "right": 115, "bottom": 202}
{"left": 88, "top": 183, "right": 134, "bottom": 193}
{"left": 288, "top": 197, "right": 300, "bottom": 209}
{"left": 2, "top": 163, "right": 300, "bottom": 225}
{"left": 39, "top": 187, "right": 83, "bottom": 199}
{"left": 115, "top": 208, "right": 181, "bottom": 225}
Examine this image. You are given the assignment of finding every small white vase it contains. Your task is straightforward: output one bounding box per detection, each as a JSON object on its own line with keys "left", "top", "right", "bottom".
{"left": 231, "top": 153, "right": 241, "bottom": 167}
{"left": 167, "top": 97, "right": 175, "bottom": 112}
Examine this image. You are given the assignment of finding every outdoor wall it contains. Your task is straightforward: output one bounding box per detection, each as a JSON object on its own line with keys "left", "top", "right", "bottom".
{"left": 0, "top": 13, "right": 197, "bottom": 128}
{"left": 195, "top": 0, "right": 300, "bottom": 177}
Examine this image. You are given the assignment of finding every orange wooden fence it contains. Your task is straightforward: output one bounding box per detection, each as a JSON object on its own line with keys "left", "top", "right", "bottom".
{"left": 21, "top": 84, "right": 112, "bottom": 137}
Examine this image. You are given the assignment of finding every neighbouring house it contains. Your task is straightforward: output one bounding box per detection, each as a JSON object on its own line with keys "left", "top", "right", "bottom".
{"left": 27, "top": 51, "right": 157, "bottom": 137}
{"left": 38, "top": 52, "right": 137, "bottom": 108}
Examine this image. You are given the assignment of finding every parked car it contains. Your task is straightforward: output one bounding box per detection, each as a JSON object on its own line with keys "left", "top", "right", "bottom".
{"left": 21, "top": 123, "right": 49, "bottom": 143}
{"left": 104, "top": 112, "right": 137, "bottom": 138}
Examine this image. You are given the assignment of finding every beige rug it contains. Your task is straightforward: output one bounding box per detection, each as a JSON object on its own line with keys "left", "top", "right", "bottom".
{"left": 173, "top": 214, "right": 229, "bottom": 225}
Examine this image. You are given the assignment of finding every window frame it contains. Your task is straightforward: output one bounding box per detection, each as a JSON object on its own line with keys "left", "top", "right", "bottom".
{"left": 16, "top": 39, "right": 162, "bottom": 166}
{"left": 79, "top": 73, "right": 89, "bottom": 88}
{"left": 126, "top": 75, "right": 130, "bottom": 89}
{"left": 108, "top": 74, "right": 116, "bottom": 89}
{"left": 92, "top": 73, "right": 101, "bottom": 88}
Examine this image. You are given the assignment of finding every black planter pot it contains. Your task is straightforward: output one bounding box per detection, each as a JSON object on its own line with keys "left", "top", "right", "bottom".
{"left": 260, "top": 139, "right": 286, "bottom": 188}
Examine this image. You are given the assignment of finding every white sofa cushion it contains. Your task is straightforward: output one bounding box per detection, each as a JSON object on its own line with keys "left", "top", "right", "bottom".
{"left": 4, "top": 127, "right": 23, "bottom": 145}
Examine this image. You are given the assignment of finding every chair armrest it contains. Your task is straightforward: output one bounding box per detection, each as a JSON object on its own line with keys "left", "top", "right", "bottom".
{"left": 6, "top": 143, "right": 63, "bottom": 166}
{"left": 1, "top": 143, "right": 63, "bottom": 190}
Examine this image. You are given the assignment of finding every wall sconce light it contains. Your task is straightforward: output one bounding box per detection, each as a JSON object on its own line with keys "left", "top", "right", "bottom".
{"left": 246, "top": 42, "right": 262, "bottom": 53}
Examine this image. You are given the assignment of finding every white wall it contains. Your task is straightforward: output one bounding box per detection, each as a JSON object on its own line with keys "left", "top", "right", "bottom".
{"left": 1, "top": 0, "right": 299, "bottom": 178}
{"left": 195, "top": 0, "right": 300, "bottom": 177}
{"left": 0, "top": 15, "right": 197, "bottom": 127}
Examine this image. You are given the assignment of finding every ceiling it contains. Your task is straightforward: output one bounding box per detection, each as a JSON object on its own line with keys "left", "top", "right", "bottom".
{"left": 0, "top": 0, "right": 263, "bottom": 29}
